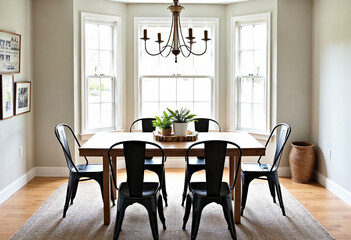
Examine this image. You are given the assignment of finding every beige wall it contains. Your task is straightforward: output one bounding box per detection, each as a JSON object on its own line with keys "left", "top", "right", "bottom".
{"left": 33, "top": 0, "right": 74, "bottom": 167}
{"left": 276, "top": 0, "right": 312, "bottom": 165}
{"left": 0, "top": 0, "right": 34, "bottom": 191}
{"left": 312, "top": 0, "right": 351, "bottom": 192}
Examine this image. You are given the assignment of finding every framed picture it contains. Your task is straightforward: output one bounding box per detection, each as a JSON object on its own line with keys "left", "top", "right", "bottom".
{"left": 0, "top": 30, "right": 21, "bottom": 74}
{"left": 15, "top": 81, "right": 31, "bottom": 115}
{"left": 0, "top": 74, "right": 14, "bottom": 119}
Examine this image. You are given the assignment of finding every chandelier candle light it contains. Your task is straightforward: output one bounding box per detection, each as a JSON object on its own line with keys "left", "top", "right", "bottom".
{"left": 140, "top": 0, "right": 211, "bottom": 63}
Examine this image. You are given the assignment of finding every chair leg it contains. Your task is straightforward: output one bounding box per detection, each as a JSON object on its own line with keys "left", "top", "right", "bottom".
{"left": 113, "top": 199, "right": 126, "bottom": 240}
{"left": 110, "top": 176, "right": 115, "bottom": 206}
{"left": 268, "top": 179, "right": 276, "bottom": 203}
{"left": 224, "top": 197, "right": 237, "bottom": 240}
{"left": 191, "top": 198, "right": 204, "bottom": 240}
{"left": 182, "top": 168, "right": 188, "bottom": 206}
{"left": 146, "top": 199, "right": 159, "bottom": 240}
{"left": 160, "top": 170, "right": 168, "bottom": 207}
{"left": 70, "top": 177, "right": 79, "bottom": 205}
{"left": 63, "top": 177, "right": 72, "bottom": 218}
{"left": 222, "top": 206, "right": 230, "bottom": 230}
{"left": 241, "top": 173, "right": 252, "bottom": 216}
{"left": 182, "top": 194, "right": 192, "bottom": 230}
{"left": 273, "top": 174, "right": 286, "bottom": 216}
{"left": 157, "top": 194, "right": 166, "bottom": 230}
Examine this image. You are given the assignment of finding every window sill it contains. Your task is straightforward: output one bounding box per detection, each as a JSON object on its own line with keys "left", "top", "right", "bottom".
{"left": 80, "top": 129, "right": 125, "bottom": 141}
{"left": 227, "top": 129, "right": 270, "bottom": 142}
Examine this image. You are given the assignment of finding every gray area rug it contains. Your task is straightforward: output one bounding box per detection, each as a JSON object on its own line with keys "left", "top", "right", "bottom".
{"left": 11, "top": 179, "right": 334, "bottom": 240}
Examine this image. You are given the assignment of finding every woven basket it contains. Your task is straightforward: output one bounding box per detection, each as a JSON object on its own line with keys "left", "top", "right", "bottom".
{"left": 289, "top": 142, "right": 315, "bottom": 183}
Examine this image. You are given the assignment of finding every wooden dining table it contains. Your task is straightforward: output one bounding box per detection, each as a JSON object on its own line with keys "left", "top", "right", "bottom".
{"left": 79, "top": 131, "right": 265, "bottom": 225}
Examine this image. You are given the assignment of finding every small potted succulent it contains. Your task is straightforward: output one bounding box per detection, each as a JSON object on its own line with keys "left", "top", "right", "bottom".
{"left": 152, "top": 111, "right": 173, "bottom": 136}
{"left": 167, "top": 108, "right": 196, "bottom": 136}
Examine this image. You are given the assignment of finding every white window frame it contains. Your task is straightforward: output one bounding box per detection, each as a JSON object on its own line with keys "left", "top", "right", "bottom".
{"left": 230, "top": 13, "right": 271, "bottom": 134}
{"left": 134, "top": 17, "right": 219, "bottom": 122}
{"left": 81, "top": 12, "right": 123, "bottom": 133}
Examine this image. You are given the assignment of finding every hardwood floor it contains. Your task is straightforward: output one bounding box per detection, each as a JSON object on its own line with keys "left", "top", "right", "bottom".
{"left": 0, "top": 169, "right": 350, "bottom": 239}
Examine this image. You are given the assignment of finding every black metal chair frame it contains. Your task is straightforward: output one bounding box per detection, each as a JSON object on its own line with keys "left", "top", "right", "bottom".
{"left": 241, "top": 123, "right": 291, "bottom": 216}
{"left": 182, "top": 140, "right": 242, "bottom": 240}
{"left": 130, "top": 118, "right": 168, "bottom": 206}
{"left": 54, "top": 123, "right": 115, "bottom": 218}
{"left": 181, "top": 118, "right": 222, "bottom": 206}
{"left": 108, "top": 140, "right": 166, "bottom": 240}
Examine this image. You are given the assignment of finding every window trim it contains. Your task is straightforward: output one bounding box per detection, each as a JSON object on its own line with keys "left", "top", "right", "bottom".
{"left": 134, "top": 17, "right": 219, "bottom": 122}
{"left": 230, "top": 12, "right": 271, "bottom": 134}
{"left": 81, "top": 12, "right": 123, "bottom": 134}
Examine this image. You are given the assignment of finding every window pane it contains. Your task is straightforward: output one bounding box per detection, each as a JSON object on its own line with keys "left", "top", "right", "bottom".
{"left": 159, "top": 102, "right": 176, "bottom": 114}
{"left": 98, "top": 50, "right": 112, "bottom": 75}
{"left": 101, "top": 78, "right": 113, "bottom": 102}
{"left": 142, "top": 78, "right": 159, "bottom": 101}
{"left": 160, "top": 78, "right": 176, "bottom": 101}
{"left": 253, "top": 50, "right": 265, "bottom": 76}
{"left": 142, "top": 102, "right": 158, "bottom": 118}
{"left": 86, "top": 50, "right": 98, "bottom": 75}
{"left": 177, "top": 102, "right": 194, "bottom": 113}
{"left": 177, "top": 78, "right": 193, "bottom": 101}
{"left": 239, "top": 78, "right": 252, "bottom": 103}
{"left": 99, "top": 25, "right": 112, "bottom": 50}
{"left": 240, "top": 25, "right": 253, "bottom": 50}
{"left": 253, "top": 78, "right": 264, "bottom": 103}
{"left": 88, "top": 78, "right": 100, "bottom": 103}
{"left": 194, "top": 78, "right": 211, "bottom": 102}
{"left": 254, "top": 24, "right": 266, "bottom": 50}
{"left": 241, "top": 50, "right": 254, "bottom": 75}
{"left": 85, "top": 23, "right": 98, "bottom": 49}
{"left": 194, "top": 102, "right": 211, "bottom": 118}
{"left": 253, "top": 103, "right": 265, "bottom": 130}
{"left": 239, "top": 103, "right": 252, "bottom": 129}
{"left": 101, "top": 103, "right": 113, "bottom": 127}
{"left": 88, "top": 103, "right": 100, "bottom": 129}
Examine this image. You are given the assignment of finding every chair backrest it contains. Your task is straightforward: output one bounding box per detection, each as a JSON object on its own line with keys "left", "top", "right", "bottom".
{"left": 194, "top": 118, "right": 221, "bottom": 132}
{"left": 54, "top": 123, "right": 86, "bottom": 172}
{"left": 130, "top": 118, "right": 156, "bottom": 132}
{"left": 259, "top": 123, "right": 291, "bottom": 170}
{"left": 108, "top": 141, "right": 165, "bottom": 197}
{"left": 186, "top": 140, "right": 242, "bottom": 197}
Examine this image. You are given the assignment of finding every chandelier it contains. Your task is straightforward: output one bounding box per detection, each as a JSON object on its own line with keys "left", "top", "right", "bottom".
{"left": 140, "top": 0, "right": 211, "bottom": 63}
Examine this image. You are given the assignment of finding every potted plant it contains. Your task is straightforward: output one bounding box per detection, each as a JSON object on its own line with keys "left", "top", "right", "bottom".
{"left": 152, "top": 111, "right": 173, "bottom": 136}
{"left": 167, "top": 108, "right": 196, "bottom": 136}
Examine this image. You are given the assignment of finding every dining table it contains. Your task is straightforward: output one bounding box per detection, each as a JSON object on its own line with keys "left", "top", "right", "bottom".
{"left": 79, "top": 131, "right": 265, "bottom": 225}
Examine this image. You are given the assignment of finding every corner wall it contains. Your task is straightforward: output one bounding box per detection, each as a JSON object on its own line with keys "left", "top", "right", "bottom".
{"left": 0, "top": 0, "right": 35, "bottom": 198}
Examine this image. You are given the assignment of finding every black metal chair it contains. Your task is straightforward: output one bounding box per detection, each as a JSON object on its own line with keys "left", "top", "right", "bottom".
{"left": 54, "top": 123, "right": 115, "bottom": 218}
{"left": 181, "top": 118, "right": 221, "bottom": 206}
{"left": 182, "top": 140, "right": 242, "bottom": 240}
{"left": 130, "top": 118, "right": 168, "bottom": 206}
{"left": 241, "top": 123, "right": 291, "bottom": 216}
{"left": 108, "top": 141, "right": 166, "bottom": 240}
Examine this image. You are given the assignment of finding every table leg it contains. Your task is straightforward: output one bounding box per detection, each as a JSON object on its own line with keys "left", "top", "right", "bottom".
{"left": 103, "top": 153, "right": 111, "bottom": 225}
{"left": 229, "top": 155, "right": 234, "bottom": 200}
{"left": 112, "top": 156, "right": 117, "bottom": 199}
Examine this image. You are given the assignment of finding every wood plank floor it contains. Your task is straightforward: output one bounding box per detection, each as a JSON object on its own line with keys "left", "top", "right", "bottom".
{"left": 0, "top": 169, "right": 350, "bottom": 239}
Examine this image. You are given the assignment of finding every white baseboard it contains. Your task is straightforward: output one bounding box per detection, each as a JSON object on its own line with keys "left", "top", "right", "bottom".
{"left": 313, "top": 170, "right": 351, "bottom": 206}
{"left": 0, "top": 168, "right": 36, "bottom": 205}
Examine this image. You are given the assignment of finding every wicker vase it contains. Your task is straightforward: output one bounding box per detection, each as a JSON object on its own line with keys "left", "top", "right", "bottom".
{"left": 162, "top": 128, "right": 172, "bottom": 136}
{"left": 289, "top": 142, "right": 315, "bottom": 183}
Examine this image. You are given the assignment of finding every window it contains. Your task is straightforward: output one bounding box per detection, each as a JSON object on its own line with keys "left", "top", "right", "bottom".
{"left": 135, "top": 18, "right": 218, "bottom": 123}
{"left": 231, "top": 13, "right": 271, "bottom": 134}
{"left": 81, "top": 13, "right": 122, "bottom": 133}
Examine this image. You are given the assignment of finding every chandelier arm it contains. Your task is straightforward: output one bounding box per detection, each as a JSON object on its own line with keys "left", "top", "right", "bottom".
{"left": 143, "top": 41, "right": 165, "bottom": 56}
{"left": 179, "top": 41, "right": 208, "bottom": 56}
{"left": 177, "top": 16, "right": 192, "bottom": 58}
{"left": 159, "top": 44, "right": 174, "bottom": 58}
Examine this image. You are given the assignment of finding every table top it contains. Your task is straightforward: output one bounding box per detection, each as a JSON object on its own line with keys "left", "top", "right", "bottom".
{"left": 79, "top": 132, "right": 265, "bottom": 157}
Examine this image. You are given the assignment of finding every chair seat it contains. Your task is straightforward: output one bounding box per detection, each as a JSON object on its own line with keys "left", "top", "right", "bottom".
{"left": 71, "top": 164, "right": 103, "bottom": 173}
{"left": 144, "top": 157, "right": 162, "bottom": 165}
{"left": 190, "top": 182, "right": 230, "bottom": 197}
{"left": 119, "top": 182, "right": 159, "bottom": 197}
{"left": 241, "top": 162, "right": 277, "bottom": 173}
{"left": 188, "top": 157, "right": 205, "bottom": 165}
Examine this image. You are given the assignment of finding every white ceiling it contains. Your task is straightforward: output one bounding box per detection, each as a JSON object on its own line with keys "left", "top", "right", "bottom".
{"left": 110, "top": 0, "right": 248, "bottom": 4}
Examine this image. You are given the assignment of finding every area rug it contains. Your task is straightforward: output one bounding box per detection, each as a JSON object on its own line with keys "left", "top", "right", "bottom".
{"left": 11, "top": 179, "right": 334, "bottom": 240}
